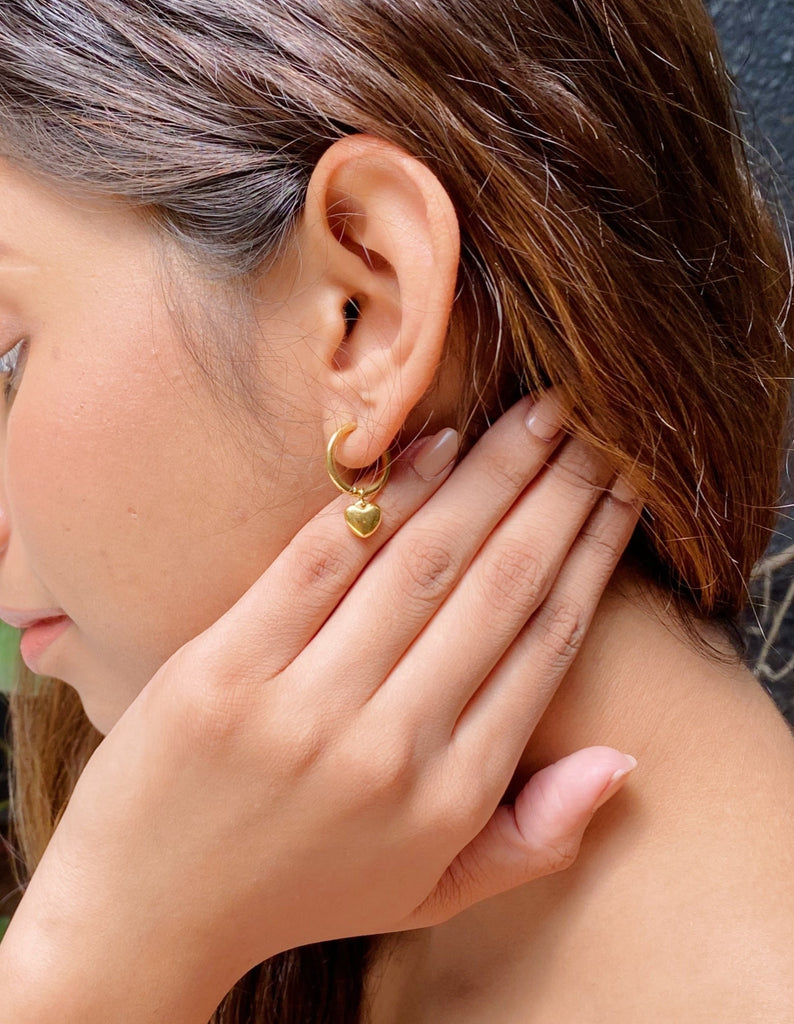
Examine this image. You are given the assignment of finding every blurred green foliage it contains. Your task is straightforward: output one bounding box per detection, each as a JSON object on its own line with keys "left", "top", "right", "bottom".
{"left": 0, "top": 623, "right": 19, "bottom": 693}
{"left": 1, "top": 627, "right": 16, "bottom": 930}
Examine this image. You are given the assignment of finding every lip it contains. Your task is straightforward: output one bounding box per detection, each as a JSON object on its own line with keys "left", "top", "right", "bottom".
{"left": 18, "top": 616, "right": 71, "bottom": 673}
{"left": 0, "top": 608, "right": 71, "bottom": 673}
{"left": 0, "top": 606, "right": 66, "bottom": 630}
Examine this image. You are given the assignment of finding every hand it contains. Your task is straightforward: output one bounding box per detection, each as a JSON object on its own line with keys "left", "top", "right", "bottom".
{"left": 0, "top": 394, "right": 640, "bottom": 1023}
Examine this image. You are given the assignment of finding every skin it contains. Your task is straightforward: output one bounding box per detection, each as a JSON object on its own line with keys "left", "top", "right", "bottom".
{"left": 365, "top": 574, "right": 794, "bottom": 1021}
{"left": 1, "top": 135, "right": 792, "bottom": 1022}
{"left": 0, "top": 159, "right": 329, "bottom": 728}
{"left": 0, "top": 137, "right": 645, "bottom": 1022}
{"left": 0, "top": 136, "right": 474, "bottom": 730}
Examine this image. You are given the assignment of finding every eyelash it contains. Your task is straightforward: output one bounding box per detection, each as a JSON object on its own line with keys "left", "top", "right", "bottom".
{"left": 0, "top": 338, "right": 27, "bottom": 400}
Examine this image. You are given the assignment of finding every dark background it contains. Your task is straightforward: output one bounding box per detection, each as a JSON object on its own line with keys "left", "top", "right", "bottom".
{"left": 1, "top": 0, "right": 794, "bottom": 926}
{"left": 706, "top": 0, "right": 794, "bottom": 720}
{"left": 709, "top": 0, "right": 793, "bottom": 200}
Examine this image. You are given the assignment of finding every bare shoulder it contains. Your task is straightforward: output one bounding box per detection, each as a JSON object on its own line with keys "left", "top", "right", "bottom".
{"left": 579, "top": 683, "right": 794, "bottom": 1022}
{"left": 363, "top": 653, "right": 794, "bottom": 1024}
{"left": 512, "top": 678, "right": 794, "bottom": 1023}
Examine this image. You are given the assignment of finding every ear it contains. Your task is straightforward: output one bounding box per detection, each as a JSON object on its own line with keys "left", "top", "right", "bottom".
{"left": 298, "top": 134, "right": 460, "bottom": 468}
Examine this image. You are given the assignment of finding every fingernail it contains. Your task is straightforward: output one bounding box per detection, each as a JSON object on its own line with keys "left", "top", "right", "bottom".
{"left": 411, "top": 428, "right": 460, "bottom": 481}
{"left": 610, "top": 475, "right": 639, "bottom": 505}
{"left": 525, "top": 391, "right": 567, "bottom": 441}
{"left": 592, "top": 754, "right": 637, "bottom": 812}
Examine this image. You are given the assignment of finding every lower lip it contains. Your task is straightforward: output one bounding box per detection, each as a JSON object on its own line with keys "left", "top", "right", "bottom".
{"left": 19, "top": 617, "right": 71, "bottom": 673}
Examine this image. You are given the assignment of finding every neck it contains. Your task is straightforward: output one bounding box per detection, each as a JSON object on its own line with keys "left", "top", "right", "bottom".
{"left": 515, "top": 565, "right": 741, "bottom": 782}
{"left": 364, "top": 569, "right": 794, "bottom": 1022}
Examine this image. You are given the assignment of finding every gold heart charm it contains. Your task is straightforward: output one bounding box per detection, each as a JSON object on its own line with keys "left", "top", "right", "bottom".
{"left": 344, "top": 500, "right": 382, "bottom": 538}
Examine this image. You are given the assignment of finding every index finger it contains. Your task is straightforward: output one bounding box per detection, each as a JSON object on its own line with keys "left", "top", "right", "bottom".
{"left": 198, "top": 395, "right": 568, "bottom": 678}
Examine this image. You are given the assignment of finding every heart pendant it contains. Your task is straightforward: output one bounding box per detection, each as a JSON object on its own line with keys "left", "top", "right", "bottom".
{"left": 344, "top": 500, "right": 382, "bottom": 538}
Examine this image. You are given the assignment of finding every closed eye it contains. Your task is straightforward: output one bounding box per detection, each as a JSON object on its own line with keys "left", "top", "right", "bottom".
{"left": 0, "top": 338, "right": 27, "bottom": 400}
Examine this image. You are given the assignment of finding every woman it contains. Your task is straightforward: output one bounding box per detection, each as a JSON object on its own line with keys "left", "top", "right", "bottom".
{"left": 0, "top": 0, "right": 793, "bottom": 1021}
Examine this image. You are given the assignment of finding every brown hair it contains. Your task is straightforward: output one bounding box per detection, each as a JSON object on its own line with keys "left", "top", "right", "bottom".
{"left": 3, "top": 0, "right": 791, "bottom": 1020}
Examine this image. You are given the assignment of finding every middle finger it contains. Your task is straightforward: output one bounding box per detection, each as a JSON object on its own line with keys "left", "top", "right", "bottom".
{"left": 300, "top": 395, "right": 606, "bottom": 704}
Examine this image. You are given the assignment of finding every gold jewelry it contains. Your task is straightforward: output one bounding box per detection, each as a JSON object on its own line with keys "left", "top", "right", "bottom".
{"left": 326, "top": 423, "right": 392, "bottom": 538}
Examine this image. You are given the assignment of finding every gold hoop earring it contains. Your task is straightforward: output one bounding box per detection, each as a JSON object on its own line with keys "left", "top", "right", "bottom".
{"left": 326, "top": 423, "right": 392, "bottom": 538}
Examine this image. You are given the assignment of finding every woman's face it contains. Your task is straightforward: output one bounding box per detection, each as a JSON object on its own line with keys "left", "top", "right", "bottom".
{"left": 0, "top": 159, "right": 331, "bottom": 732}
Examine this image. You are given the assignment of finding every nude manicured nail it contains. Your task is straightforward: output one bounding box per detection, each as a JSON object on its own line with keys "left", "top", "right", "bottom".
{"left": 525, "top": 391, "right": 566, "bottom": 441}
{"left": 593, "top": 754, "right": 638, "bottom": 812}
{"left": 411, "top": 428, "right": 459, "bottom": 481}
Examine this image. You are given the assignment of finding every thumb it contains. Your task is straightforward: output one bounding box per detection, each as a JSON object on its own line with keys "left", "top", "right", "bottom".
{"left": 406, "top": 747, "right": 637, "bottom": 929}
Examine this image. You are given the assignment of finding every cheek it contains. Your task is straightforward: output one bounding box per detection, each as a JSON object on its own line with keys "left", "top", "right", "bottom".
{"left": 5, "top": 332, "right": 231, "bottom": 663}
{"left": 3, "top": 321, "right": 318, "bottom": 693}
{"left": 9, "top": 349, "right": 164, "bottom": 565}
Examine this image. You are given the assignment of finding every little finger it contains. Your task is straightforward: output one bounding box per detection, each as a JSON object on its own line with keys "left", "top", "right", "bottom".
{"left": 451, "top": 482, "right": 641, "bottom": 778}
{"left": 372, "top": 437, "right": 613, "bottom": 731}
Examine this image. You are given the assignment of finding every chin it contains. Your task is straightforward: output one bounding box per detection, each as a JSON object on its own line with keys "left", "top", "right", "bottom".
{"left": 59, "top": 648, "right": 160, "bottom": 735}
{"left": 65, "top": 677, "right": 133, "bottom": 737}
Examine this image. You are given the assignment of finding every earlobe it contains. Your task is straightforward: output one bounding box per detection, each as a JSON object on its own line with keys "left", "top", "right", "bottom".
{"left": 302, "top": 135, "right": 461, "bottom": 469}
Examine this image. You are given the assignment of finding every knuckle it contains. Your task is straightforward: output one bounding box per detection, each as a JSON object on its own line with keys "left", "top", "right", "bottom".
{"left": 292, "top": 538, "right": 353, "bottom": 597}
{"left": 280, "top": 717, "right": 328, "bottom": 776}
{"left": 580, "top": 521, "right": 624, "bottom": 569}
{"left": 359, "top": 738, "right": 415, "bottom": 799}
{"left": 535, "top": 596, "right": 588, "bottom": 670}
{"left": 179, "top": 672, "right": 252, "bottom": 756}
{"left": 265, "top": 684, "right": 338, "bottom": 777}
{"left": 552, "top": 440, "right": 608, "bottom": 495}
{"left": 428, "top": 783, "right": 474, "bottom": 837}
{"left": 393, "top": 533, "right": 457, "bottom": 605}
{"left": 482, "top": 542, "right": 546, "bottom": 612}
{"left": 483, "top": 445, "right": 530, "bottom": 495}
{"left": 446, "top": 793, "right": 491, "bottom": 840}
{"left": 539, "top": 836, "right": 581, "bottom": 875}
{"left": 431, "top": 758, "right": 494, "bottom": 835}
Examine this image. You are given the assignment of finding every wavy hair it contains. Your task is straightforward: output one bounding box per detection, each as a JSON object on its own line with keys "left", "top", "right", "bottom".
{"left": 2, "top": 0, "right": 791, "bottom": 1020}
